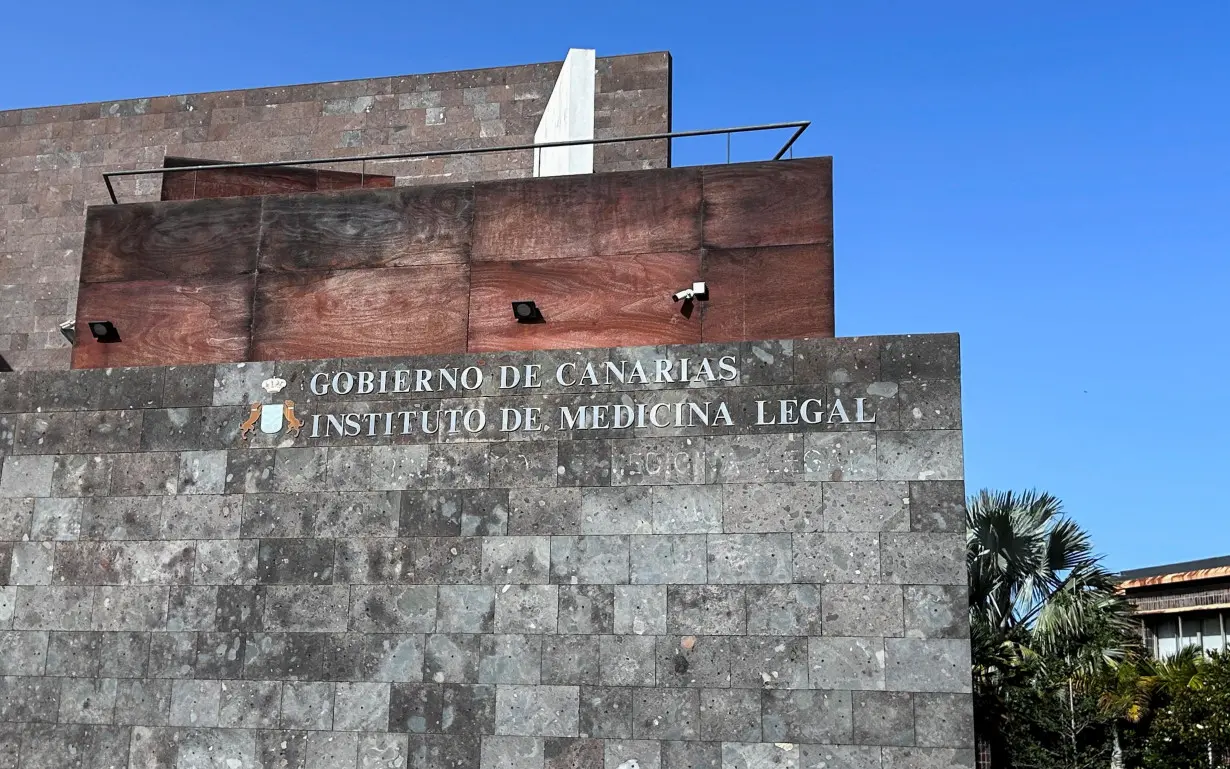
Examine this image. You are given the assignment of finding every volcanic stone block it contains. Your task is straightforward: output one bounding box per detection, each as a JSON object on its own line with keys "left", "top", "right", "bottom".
{"left": 542, "top": 636, "right": 602, "bottom": 685}
{"left": 799, "top": 744, "right": 884, "bottom": 769}
{"left": 885, "top": 639, "right": 972, "bottom": 693}
{"left": 115, "top": 679, "right": 173, "bottom": 726}
{"left": 876, "top": 430, "right": 962, "bottom": 481}
{"left": 744, "top": 584, "right": 822, "bottom": 636}
{"left": 480, "top": 735, "right": 545, "bottom": 769}
{"left": 482, "top": 537, "right": 551, "bottom": 584}
{"left": 852, "top": 690, "right": 913, "bottom": 746}
{"left": 904, "top": 584, "right": 969, "bottom": 639}
{"left": 881, "top": 532, "right": 966, "bottom": 585}
{"left": 508, "top": 489, "right": 581, "bottom": 535}
{"left": 8, "top": 541, "right": 53, "bottom": 585}
{"left": 650, "top": 486, "right": 722, "bottom": 534}
{"left": 633, "top": 688, "right": 699, "bottom": 740}
{"left": 91, "top": 586, "right": 169, "bottom": 631}
{"left": 630, "top": 535, "right": 708, "bottom": 585}
{"left": 706, "top": 534, "right": 792, "bottom": 584}
{"left": 349, "top": 586, "right": 438, "bottom": 633}
{"left": 580, "top": 487, "right": 653, "bottom": 535}
{"left": 579, "top": 686, "right": 633, "bottom": 738}
{"left": 170, "top": 679, "right": 221, "bottom": 727}
{"left": 219, "top": 679, "right": 282, "bottom": 728}
{"left": 822, "top": 584, "right": 904, "bottom": 638}
{"left": 808, "top": 636, "right": 886, "bottom": 691}
{"left": 257, "top": 538, "right": 336, "bottom": 584}
{"left": 424, "top": 634, "right": 482, "bottom": 684}
{"left": 913, "top": 691, "right": 975, "bottom": 748}
{"left": 803, "top": 432, "right": 878, "bottom": 482}
{"left": 792, "top": 533, "right": 880, "bottom": 584}
{"left": 478, "top": 635, "right": 541, "bottom": 684}
{"left": 601, "top": 634, "right": 657, "bottom": 686}
{"left": 0, "top": 630, "right": 48, "bottom": 675}
{"left": 281, "top": 681, "right": 335, "bottom": 730}
{"left": 721, "top": 482, "right": 822, "bottom": 533}
{"left": 606, "top": 740, "right": 663, "bottom": 769}
{"left": 667, "top": 586, "right": 745, "bottom": 635}
{"left": 544, "top": 737, "right": 605, "bottom": 769}
{"left": 656, "top": 635, "right": 730, "bottom": 689}
{"left": 823, "top": 481, "right": 910, "bottom": 532}
{"left": 334, "top": 681, "right": 391, "bottom": 731}
{"left": 614, "top": 585, "right": 666, "bottom": 635}
{"left": 266, "top": 586, "right": 351, "bottom": 632}
{"left": 495, "top": 585, "right": 558, "bottom": 633}
{"left": 437, "top": 585, "right": 497, "bottom": 633}
{"left": 730, "top": 636, "right": 809, "bottom": 689}
{"left": 555, "top": 440, "right": 611, "bottom": 487}
{"left": 699, "top": 687, "right": 761, "bottom": 742}
{"left": 551, "top": 536, "right": 630, "bottom": 584}
{"left": 909, "top": 480, "right": 966, "bottom": 533}
{"left": 880, "top": 334, "right": 961, "bottom": 381}
{"left": 495, "top": 685, "right": 580, "bottom": 737}
{"left": 761, "top": 689, "right": 852, "bottom": 744}
{"left": 0, "top": 455, "right": 53, "bottom": 497}
{"left": 881, "top": 747, "right": 976, "bottom": 769}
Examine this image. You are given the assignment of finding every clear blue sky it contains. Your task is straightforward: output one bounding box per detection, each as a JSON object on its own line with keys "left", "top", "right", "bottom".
{"left": 3, "top": 2, "right": 1227, "bottom": 571}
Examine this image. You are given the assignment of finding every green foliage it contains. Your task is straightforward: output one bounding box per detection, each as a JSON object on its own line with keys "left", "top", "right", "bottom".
{"left": 1143, "top": 651, "right": 1230, "bottom": 769}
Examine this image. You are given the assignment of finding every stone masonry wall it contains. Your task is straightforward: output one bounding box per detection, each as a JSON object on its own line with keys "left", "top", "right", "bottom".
{"left": 0, "top": 53, "right": 671, "bottom": 370}
{"left": 0, "top": 333, "right": 972, "bottom": 769}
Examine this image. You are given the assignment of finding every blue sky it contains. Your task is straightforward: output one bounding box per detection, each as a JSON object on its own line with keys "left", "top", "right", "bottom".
{"left": 3, "top": 2, "right": 1227, "bottom": 570}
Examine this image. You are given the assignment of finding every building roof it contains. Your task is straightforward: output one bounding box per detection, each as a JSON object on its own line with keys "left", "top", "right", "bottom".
{"left": 1120, "top": 554, "right": 1230, "bottom": 580}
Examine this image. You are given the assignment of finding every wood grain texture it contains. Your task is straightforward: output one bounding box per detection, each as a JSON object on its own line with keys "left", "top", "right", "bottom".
{"left": 251, "top": 265, "right": 470, "bottom": 361}
{"left": 701, "top": 243, "right": 834, "bottom": 343}
{"left": 702, "top": 157, "right": 833, "bottom": 249}
{"left": 257, "top": 186, "right": 474, "bottom": 272}
{"left": 471, "top": 167, "right": 701, "bottom": 261}
{"left": 160, "top": 162, "right": 394, "bottom": 201}
{"left": 81, "top": 197, "right": 262, "bottom": 283}
{"left": 72, "top": 276, "right": 255, "bottom": 368}
{"left": 468, "top": 253, "right": 702, "bottom": 352}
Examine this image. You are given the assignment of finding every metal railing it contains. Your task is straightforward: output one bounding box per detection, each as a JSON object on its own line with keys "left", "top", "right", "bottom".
{"left": 99, "top": 120, "right": 811, "bottom": 204}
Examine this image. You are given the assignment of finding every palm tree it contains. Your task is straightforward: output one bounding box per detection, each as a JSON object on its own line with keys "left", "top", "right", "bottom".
{"left": 967, "top": 489, "right": 1134, "bottom": 768}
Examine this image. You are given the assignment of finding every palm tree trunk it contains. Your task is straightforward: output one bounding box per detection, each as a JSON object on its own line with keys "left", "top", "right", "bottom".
{"left": 1110, "top": 723, "right": 1123, "bottom": 769}
{"left": 1068, "top": 678, "right": 1079, "bottom": 768}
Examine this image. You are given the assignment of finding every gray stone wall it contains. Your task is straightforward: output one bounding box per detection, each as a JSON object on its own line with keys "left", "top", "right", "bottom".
{"left": 0, "top": 333, "right": 972, "bottom": 768}
{"left": 0, "top": 53, "right": 671, "bottom": 371}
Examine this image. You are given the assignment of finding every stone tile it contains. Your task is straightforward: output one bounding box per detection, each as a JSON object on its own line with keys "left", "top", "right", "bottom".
{"left": 147, "top": 631, "right": 197, "bottom": 679}
{"left": 281, "top": 681, "right": 335, "bottom": 730}
{"left": 656, "top": 635, "right": 730, "bottom": 689}
{"left": 802, "top": 432, "right": 877, "bottom": 482}
{"left": 266, "top": 585, "right": 351, "bottom": 631}
{"left": 177, "top": 450, "right": 228, "bottom": 494}
{"left": 707, "top": 534, "right": 792, "bottom": 584}
{"left": 722, "top": 483, "right": 822, "bottom": 533}
{"left": 881, "top": 747, "right": 975, "bottom": 769}
{"left": 0, "top": 630, "right": 48, "bottom": 675}
{"left": 0, "top": 498, "right": 33, "bottom": 540}
{"left": 580, "top": 487, "right": 653, "bottom": 534}
{"left": 704, "top": 434, "right": 802, "bottom": 484}
{"left": 167, "top": 585, "right": 218, "bottom": 631}
{"left": 0, "top": 675, "right": 60, "bottom": 722}
{"left": 437, "top": 585, "right": 496, "bottom": 633}
{"left": 358, "top": 732, "right": 409, "bottom": 768}
{"left": 600, "top": 634, "right": 656, "bottom": 686}
{"left": 544, "top": 738, "right": 604, "bottom": 769}
{"left": 885, "top": 639, "right": 971, "bottom": 693}
{"left": 219, "top": 679, "right": 282, "bottom": 728}
{"left": 614, "top": 585, "right": 666, "bottom": 635}
{"left": 667, "top": 586, "right": 745, "bottom": 635}
{"left": 631, "top": 534, "right": 708, "bottom": 585}
{"left": 904, "top": 584, "right": 968, "bottom": 639}
{"left": 661, "top": 740, "right": 722, "bottom": 769}
{"left": 0, "top": 587, "right": 12, "bottom": 630}
{"left": 721, "top": 742, "right": 799, "bottom": 769}
{"left": 876, "top": 430, "right": 962, "bottom": 481}
{"left": 792, "top": 533, "right": 879, "bottom": 584}
{"left": 335, "top": 681, "right": 391, "bottom": 731}
{"left": 822, "top": 584, "right": 903, "bottom": 637}
{"left": 412, "top": 536, "right": 482, "bottom": 585}
{"left": 633, "top": 687, "right": 699, "bottom": 739}
{"left": 81, "top": 497, "right": 161, "bottom": 540}
{"left": 699, "top": 688, "right": 759, "bottom": 742}
{"left": 542, "top": 635, "right": 601, "bottom": 685}
{"left": 424, "top": 634, "right": 482, "bottom": 684}
{"left": 744, "top": 585, "right": 822, "bottom": 636}
{"left": 489, "top": 441, "right": 558, "bottom": 487}
{"left": 507, "top": 488, "right": 581, "bottom": 535}
{"left": 913, "top": 691, "right": 975, "bottom": 747}
{"left": 213, "top": 361, "right": 276, "bottom": 406}
{"left": 50, "top": 454, "right": 113, "bottom": 498}
{"left": 13, "top": 586, "right": 95, "bottom": 630}
{"left": 551, "top": 535, "right": 630, "bottom": 584}
{"left": 90, "top": 585, "right": 169, "bottom": 630}
{"left": 8, "top": 541, "right": 53, "bottom": 584}
{"left": 478, "top": 634, "right": 541, "bottom": 684}
{"left": 651, "top": 486, "right": 722, "bottom": 533}
{"left": 460, "top": 488, "right": 510, "bottom": 536}
{"left": 194, "top": 539, "right": 259, "bottom": 585}
{"left": 480, "top": 735, "right": 544, "bottom": 769}
{"left": 579, "top": 685, "right": 633, "bottom": 738}
{"left": 808, "top": 637, "right": 885, "bottom": 691}
{"left": 169, "top": 679, "right": 221, "bottom": 727}
{"left": 326, "top": 446, "right": 376, "bottom": 491}
{"left": 881, "top": 532, "right": 965, "bottom": 585}
{"left": 98, "top": 631, "right": 150, "bottom": 678}
{"left": 0, "top": 455, "right": 53, "bottom": 497}
{"left": 350, "top": 586, "right": 438, "bottom": 633}
{"left": 555, "top": 440, "right": 611, "bottom": 487}
{"left": 195, "top": 631, "right": 247, "bottom": 680}
{"left": 879, "top": 334, "right": 960, "bottom": 380}
{"left": 257, "top": 730, "right": 311, "bottom": 769}
{"left": 115, "top": 678, "right": 172, "bottom": 725}
{"left": 306, "top": 730, "right": 359, "bottom": 768}
{"left": 823, "top": 481, "right": 910, "bottom": 532}
{"left": 605, "top": 739, "right": 662, "bottom": 769}
{"left": 242, "top": 493, "right": 316, "bottom": 538}
{"left": 316, "top": 491, "right": 401, "bottom": 538}
{"left": 29, "top": 497, "right": 81, "bottom": 540}
{"left": 556, "top": 585, "right": 613, "bottom": 634}
{"left": 482, "top": 537, "right": 551, "bottom": 584}
{"left": 400, "top": 491, "right": 462, "bottom": 537}
{"left": 407, "top": 734, "right": 481, "bottom": 769}
{"left": 898, "top": 379, "right": 961, "bottom": 430}
{"left": 909, "top": 480, "right": 965, "bottom": 533}
{"left": 852, "top": 690, "right": 913, "bottom": 746}
{"left": 368, "top": 635, "right": 426, "bottom": 683}
{"left": 108, "top": 452, "right": 179, "bottom": 496}
{"left": 611, "top": 438, "right": 706, "bottom": 487}
{"left": 371, "top": 446, "right": 430, "bottom": 491}
{"left": 495, "top": 685, "right": 579, "bottom": 737}
{"left": 761, "top": 689, "right": 852, "bottom": 744}
{"left": 216, "top": 586, "right": 266, "bottom": 633}
{"left": 740, "top": 339, "right": 794, "bottom": 386}
{"left": 495, "top": 585, "right": 557, "bottom": 633}
{"left": 730, "top": 637, "right": 809, "bottom": 689}
{"left": 257, "top": 538, "right": 337, "bottom": 584}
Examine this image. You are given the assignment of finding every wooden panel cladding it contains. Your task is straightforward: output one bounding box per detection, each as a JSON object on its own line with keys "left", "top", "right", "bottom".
{"left": 74, "top": 158, "right": 836, "bottom": 367}
{"left": 250, "top": 266, "right": 470, "bottom": 362}
{"left": 468, "top": 253, "right": 702, "bottom": 353}
{"left": 161, "top": 158, "right": 394, "bottom": 202}
{"left": 702, "top": 157, "right": 833, "bottom": 249}
{"left": 701, "top": 244, "right": 835, "bottom": 343}
{"left": 471, "top": 167, "right": 702, "bottom": 261}
{"left": 258, "top": 186, "right": 473, "bottom": 272}
{"left": 81, "top": 197, "right": 262, "bottom": 284}
{"left": 72, "top": 276, "right": 255, "bottom": 368}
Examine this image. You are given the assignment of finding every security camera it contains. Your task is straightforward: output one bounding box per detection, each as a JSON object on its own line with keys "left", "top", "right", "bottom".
{"left": 672, "top": 282, "right": 708, "bottom": 302}
{"left": 58, "top": 321, "right": 76, "bottom": 345}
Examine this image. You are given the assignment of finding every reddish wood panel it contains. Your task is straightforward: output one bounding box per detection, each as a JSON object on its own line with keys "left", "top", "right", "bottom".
{"left": 258, "top": 186, "right": 473, "bottom": 272}
{"left": 251, "top": 266, "right": 470, "bottom": 361}
{"left": 702, "top": 157, "right": 833, "bottom": 249}
{"left": 317, "top": 169, "right": 395, "bottom": 190}
{"left": 471, "top": 167, "right": 701, "bottom": 261}
{"left": 73, "top": 276, "right": 255, "bottom": 368}
{"left": 81, "top": 197, "right": 262, "bottom": 283}
{"left": 701, "top": 244, "right": 834, "bottom": 343}
{"left": 468, "top": 253, "right": 702, "bottom": 352}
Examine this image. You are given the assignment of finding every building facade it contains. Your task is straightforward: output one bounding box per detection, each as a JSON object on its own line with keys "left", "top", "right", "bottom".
{"left": 0, "top": 52, "right": 973, "bottom": 769}
{"left": 1119, "top": 555, "right": 1230, "bottom": 659}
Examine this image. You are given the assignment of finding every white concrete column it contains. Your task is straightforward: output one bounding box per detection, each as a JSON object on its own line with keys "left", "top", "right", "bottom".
{"left": 533, "top": 48, "right": 596, "bottom": 177}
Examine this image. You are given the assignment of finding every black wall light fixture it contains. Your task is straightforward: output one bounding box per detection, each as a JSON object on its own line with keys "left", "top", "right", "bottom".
{"left": 512, "top": 301, "right": 544, "bottom": 323}
{"left": 88, "top": 321, "right": 122, "bottom": 343}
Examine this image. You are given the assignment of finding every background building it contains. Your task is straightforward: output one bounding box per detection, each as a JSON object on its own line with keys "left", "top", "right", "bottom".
{"left": 1120, "top": 555, "right": 1230, "bottom": 658}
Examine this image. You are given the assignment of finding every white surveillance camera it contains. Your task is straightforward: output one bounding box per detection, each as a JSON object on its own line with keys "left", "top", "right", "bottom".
{"left": 673, "top": 282, "right": 708, "bottom": 302}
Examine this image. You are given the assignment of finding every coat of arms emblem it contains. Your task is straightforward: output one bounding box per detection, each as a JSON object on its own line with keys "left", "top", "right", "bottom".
{"left": 240, "top": 377, "right": 304, "bottom": 440}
